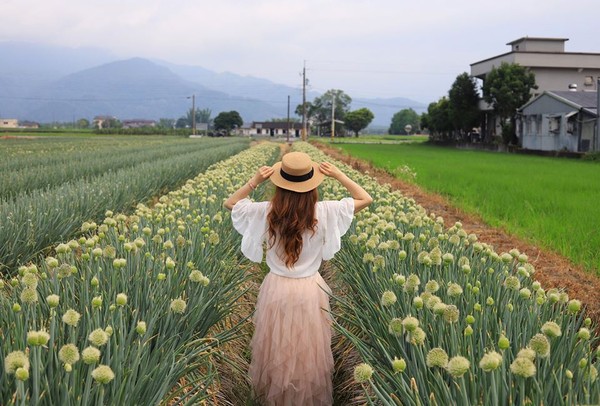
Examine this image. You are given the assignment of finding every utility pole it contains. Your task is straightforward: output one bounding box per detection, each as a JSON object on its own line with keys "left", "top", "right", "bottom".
{"left": 331, "top": 92, "right": 336, "bottom": 141}
{"left": 302, "top": 61, "right": 307, "bottom": 141}
{"left": 187, "top": 94, "right": 196, "bottom": 136}
{"left": 287, "top": 95, "right": 291, "bottom": 144}
{"left": 192, "top": 94, "right": 196, "bottom": 136}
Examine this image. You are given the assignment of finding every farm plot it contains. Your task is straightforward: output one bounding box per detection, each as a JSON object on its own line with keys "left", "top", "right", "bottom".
{"left": 0, "top": 142, "right": 280, "bottom": 405}
{"left": 4, "top": 139, "right": 596, "bottom": 405}
{"left": 295, "top": 143, "right": 599, "bottom": 405}
{"left": 327, "top": 142, "right": 600, "bottom": 275}
{"left": 0, "top": 137, "right": 244, "bottom": 199}
{"left": 0, "top": 137, "right": 249, "bottom": 275}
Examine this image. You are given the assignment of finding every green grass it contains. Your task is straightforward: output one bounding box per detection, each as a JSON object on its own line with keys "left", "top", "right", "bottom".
{"left": 315, "top": 134, "right": 429, "bottom": 144}
{"left": 327, "top": 142, "right": 600, "bottom": 274}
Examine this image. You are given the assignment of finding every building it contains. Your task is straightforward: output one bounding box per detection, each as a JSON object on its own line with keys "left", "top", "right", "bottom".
{"left": 517, "top": 90, "right": 598, "bottom": 152}
{"left": 235, "top": 121, "right": 302, "bottom": 137}
{"left": 0, "top": 119, "right": 19, "bottom": 129}
{"left": 315, "top": 119, "right": 346, "bottom": 137}
{"left": 121, "top": 119, "right": 156, "bottom": 129}
{"left": 471, "top": 37, "right": 600, "bottom": 143}
{"left": 93, "top": 115, "right": 117, "bottom": 129}
{"left": 18, "top": 121, "right": 40, "bottom": 129}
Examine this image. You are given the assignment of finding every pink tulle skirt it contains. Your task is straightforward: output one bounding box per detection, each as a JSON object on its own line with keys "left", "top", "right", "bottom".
{"left": 249, "top": 272, "right": 334, "bottom": 406}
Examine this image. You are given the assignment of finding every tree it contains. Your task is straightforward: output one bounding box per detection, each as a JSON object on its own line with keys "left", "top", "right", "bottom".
{"left": 213, "top": 111, "right": 243, "bottom": 134}
{"left": 77, "top": 118, "right": 90, "bottom": 129}
{"left": 196, "top": 108, "right": 212, "bottom": 125}
{"left": 175, "top": 117, "right": 188, "bottom": 129}
{"left": 421, "top": 98, "right": 453, "bottom": 140}
{"left": 420, "top": 112, "right": 430, "bottom": 132}
{"left": 448, "top": 72, "right": 481, "bottom": 138}
{"left": 157, "top": 118, "right": 175, "bottom": 129}
{"left": 297, "top": 90, "right": 352, "bottom": 125}
{"left": 295, "top": 101, "right": 312, "bottom": 119}
{"left": 482, "top": 62, "right": 537, "bottom": 145}
{"left": 102, "top": 118, "right": 121, "bottom": 129}
{"left": 344, "top": 108, "right": 374, "bottom": 137}
{"left": 268, "top": 118, "right": 299, "bottom": 123}
{"left": 389, "top": 108, "right": 420, "bottom": 135}
{"left": 183, "top": 107, "right": 213, "bottom": 129}
{"left": 317, "top": 89, "right": 351, "bottom": 122}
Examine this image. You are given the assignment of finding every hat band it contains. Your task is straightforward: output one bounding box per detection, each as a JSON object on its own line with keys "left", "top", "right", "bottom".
{"left": 280, "top": 167, "right": 314, "bottom": 183}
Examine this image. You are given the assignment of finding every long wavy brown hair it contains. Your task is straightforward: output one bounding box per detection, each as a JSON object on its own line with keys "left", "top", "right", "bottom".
{"left": 267, "top": 186, "right": 318, "bottom": 268}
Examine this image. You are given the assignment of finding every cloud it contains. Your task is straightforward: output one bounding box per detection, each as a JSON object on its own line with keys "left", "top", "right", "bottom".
{"left": 1, "top": 0, "right": 598, "bottom": 102}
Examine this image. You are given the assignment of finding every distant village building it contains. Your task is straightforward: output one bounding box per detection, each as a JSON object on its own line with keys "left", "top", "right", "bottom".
{"left": 235, "top": 121, "right": 302, "bottom": 137}
{"left": 93, "top": 115, "right": 117, "bottom": 129}
{"left": 517, "top": 90, "right": 598, "bottom": 152}
{"left": 0, "top": 119, "right": 19, "bottom": 129}
{"left": 122, "top": 119, "right": 156, "bottom": 129}
{"left": 18, "top": 121, "right": 40, "bottom": 129}
{"left": 471, "top": 37, "right": 600, "bottom": 144}
{"left": 315, "top": 119, "right": 346, "bottom": 137}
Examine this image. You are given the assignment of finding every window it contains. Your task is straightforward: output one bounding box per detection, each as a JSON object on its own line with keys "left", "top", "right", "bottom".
{"left": 549, "top": 116, "right": 561, "bottom": 133}
{"left": 565, "top": 111, "right": 577, "bottom": 134}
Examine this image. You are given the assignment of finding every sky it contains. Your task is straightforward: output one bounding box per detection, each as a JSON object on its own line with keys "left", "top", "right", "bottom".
{"left": 1, "top": 0, "right": 599, "bottom": 104}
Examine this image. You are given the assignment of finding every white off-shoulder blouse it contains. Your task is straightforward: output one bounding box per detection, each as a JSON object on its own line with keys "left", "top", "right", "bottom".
{"left": 231, "top": 197, "right": 354, "bottom": 278}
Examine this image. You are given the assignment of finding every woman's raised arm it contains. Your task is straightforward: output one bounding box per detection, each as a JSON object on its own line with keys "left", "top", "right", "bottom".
{"left": 319, "top": 162, "right": 373, "bottom": 213}
{"left": 224, "top": 165, "right": 274, "bottom": 210}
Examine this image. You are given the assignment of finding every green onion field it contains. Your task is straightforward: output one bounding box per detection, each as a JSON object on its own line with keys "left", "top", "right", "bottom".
{"left": 1, "top": 136, "right": 598, "bottom": 405}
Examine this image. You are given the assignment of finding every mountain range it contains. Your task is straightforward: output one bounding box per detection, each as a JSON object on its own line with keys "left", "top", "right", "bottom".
{"left": 0, "top": 42, "right": 427, "bottom": 127}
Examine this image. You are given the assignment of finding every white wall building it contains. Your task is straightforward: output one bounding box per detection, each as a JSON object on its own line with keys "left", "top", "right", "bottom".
{"left": 471, "top": 37, "right": 600, "bottom": 144}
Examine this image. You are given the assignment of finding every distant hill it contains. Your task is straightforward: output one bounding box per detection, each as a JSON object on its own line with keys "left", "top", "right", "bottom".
{"left": 0, "top": 42, "right": 427, "bottom": 126}
{"left": 2, "top": 57, "right": 281, "bottom": 123}
{"left": 159, "top": 61, "right": 427, "bottom": 126}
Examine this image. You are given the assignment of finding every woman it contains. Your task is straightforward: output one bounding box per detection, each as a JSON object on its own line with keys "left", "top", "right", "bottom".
{"left": 224, "top": 151, "right": 372, "bottom": 406}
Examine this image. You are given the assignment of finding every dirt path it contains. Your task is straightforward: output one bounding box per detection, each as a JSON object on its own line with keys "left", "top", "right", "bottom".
{"left": 314, "top": 141, "right": 600, "bottom": 327}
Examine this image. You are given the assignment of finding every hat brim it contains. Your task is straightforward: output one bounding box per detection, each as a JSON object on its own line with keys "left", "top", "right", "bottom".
{"left": 270, "top": 161, "right": 325, "bottom": 193}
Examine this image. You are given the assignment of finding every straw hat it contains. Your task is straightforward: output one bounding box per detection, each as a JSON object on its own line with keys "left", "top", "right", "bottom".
{"left": 270, "top": 151, "right": 325, "bottom": 193}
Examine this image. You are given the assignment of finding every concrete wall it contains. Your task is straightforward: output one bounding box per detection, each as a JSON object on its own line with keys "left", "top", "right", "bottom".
{"left": 581, "top": 121, "right": 596, "bottom": 152}
{"left": 511, "top": 38, "right": 566, "bottom": 53}
{"left": 471, "top": 52, "right": 600, "bottom": 94}
{"left": 532, "top": 67, "right": 600, "bottom": 93}
{"left": 0, "top": 119, "right": 19, "bottom": 128}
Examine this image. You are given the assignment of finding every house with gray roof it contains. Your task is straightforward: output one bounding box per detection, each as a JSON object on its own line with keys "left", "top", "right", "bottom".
{"left": 470, "top": 37, "right": 600, "bottom": 143}
{"left": 517, "top": 90, "right": 598, "bottom": 152}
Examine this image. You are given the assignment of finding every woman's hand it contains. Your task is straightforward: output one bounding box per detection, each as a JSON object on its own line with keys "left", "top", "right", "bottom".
{"left": 224, "top": 166, "right": 274, "bottom": 211}
{"left": 318, "top": 162, "right": 343, "bottom": 180}
{"left": 251, "top": 166, "right": 274, "bottom": 185}
{"left": 320, "top": 161, "right": 372, "bottom": 213}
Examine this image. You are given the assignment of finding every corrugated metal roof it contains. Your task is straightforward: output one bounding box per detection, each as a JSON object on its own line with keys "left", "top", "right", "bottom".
{"left": 519, "top": 90, "right": 598, "bottom": 116}
{"left": 550, "top": 91, "right": 597, "bottom": 109}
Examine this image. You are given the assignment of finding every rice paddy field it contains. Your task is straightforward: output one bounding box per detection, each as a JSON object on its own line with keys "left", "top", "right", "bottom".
{"left": 1, "top": 136, "right": 598, "bottom": 405}
{"left": 323, "top": 142, "right": 600, "bottom": 275}
{"left": 327, "top": 134, "right": 429, "bottom": 144}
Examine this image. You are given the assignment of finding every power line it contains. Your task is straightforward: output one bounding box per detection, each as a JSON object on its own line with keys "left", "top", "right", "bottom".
{"left": 309, "top": 67, "right": 456, "bottom": 76}
{"left": 0, "top": 94, "right": 297, "bottom": 104}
